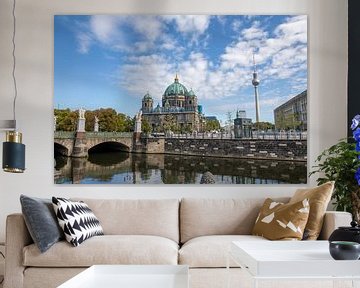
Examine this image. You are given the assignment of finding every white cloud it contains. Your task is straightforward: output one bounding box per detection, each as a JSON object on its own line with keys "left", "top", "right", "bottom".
{"left": 241, "top": 26, "right": 268, "bottom": 40}
{"left": 75, "top": 15, "right": 164, "bottom": 54}
{"left": 220, "top": 15, "right": 307, "bottom": 82}
{"left": 117, "top": 54, "right": 174, "bottom": 103}
{"left": 89, "top": 15, "right": 122, "bottom": 45}
{"left": 232, "top": 19, "right": 242, "bottom": 32}
{"left": 275, "top": 15, "right": 307, "bottom": 43}
{"left": 129, "top": 16, "right": 163, "bottom": 42}
{"left": 164, "top": 15, "right": 211, "bottom": 36}
{"left": 76, "top": 32, "right": 93, "bottom": 54}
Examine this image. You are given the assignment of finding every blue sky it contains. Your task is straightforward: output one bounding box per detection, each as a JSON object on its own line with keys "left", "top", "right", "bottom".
{"left": 54, "top": 15, "right": 307, "bottom": 124}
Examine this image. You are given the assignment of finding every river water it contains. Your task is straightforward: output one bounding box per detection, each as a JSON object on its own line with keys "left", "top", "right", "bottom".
{"left": 54, "top": 152, "right": 307, "bottom": 184}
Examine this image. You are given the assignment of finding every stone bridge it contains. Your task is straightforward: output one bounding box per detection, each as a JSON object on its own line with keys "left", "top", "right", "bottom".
{"left": 54, "top": 131, "right": 307, "bottom": 162}
{"left": 54, "top": 131, "right": 135, "bottom": 157}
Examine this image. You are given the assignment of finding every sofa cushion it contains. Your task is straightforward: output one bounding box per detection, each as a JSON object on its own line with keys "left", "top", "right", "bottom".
{"left": 179, "top": 235, "right": 267, "bottom": 268}
{"left": 23, "top": 235, "right": 178, "bottom": 267}
{"left": 72, "top": 198, "right": 179, "bottom": 243}
{"left": 180, "top": 198, "right": 289, "bottom": 243}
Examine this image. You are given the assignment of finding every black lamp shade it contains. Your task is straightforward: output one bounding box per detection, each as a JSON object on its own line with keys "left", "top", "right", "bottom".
{"left": 3, "top": 141, "right": 25, "bottom": 173}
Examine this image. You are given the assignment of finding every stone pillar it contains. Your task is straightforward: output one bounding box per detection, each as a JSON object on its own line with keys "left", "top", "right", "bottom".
{"left": 72, "top": 108, "right": 88, "bottom": 158}
{"left": 94, "top": 116, "right": 99, "bottom": 132}
{"left": 72, "top": 132, "right": 88, "bottom": 158}
{"left": 77, "top": 108, "right": 86, "bottom": 132}
{"left": 135, "top": 110, "right": 142, "bottom": 133}
{"left": 133, "top": 111, "right": 142, "bottom": 152}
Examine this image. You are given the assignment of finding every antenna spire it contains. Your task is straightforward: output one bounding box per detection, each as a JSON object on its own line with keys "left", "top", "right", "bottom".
{"left": 252, "top": 52, "right": 257, "bottom": 73}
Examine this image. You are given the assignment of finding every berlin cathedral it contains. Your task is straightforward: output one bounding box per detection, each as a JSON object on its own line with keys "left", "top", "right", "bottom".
{"left": 141, "top": 75, "right": 206, "bottom": 133}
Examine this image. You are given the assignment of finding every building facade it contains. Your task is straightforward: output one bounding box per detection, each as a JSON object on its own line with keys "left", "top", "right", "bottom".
{"left": 274, "top": 90, "right": 307, "bottom": 131}
{"left": 234, "top": 110, "right": 252, "bottom": 138}
{"left": 141, "top": 75, "right": 205, "bottom": 133}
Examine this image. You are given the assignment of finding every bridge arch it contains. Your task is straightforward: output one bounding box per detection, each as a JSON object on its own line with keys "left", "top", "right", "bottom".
{"left": 54, "top": 142, "right": 70, "bottom": 157}
{"left": 88, "top": 141, "right": 130, "bottom": 154}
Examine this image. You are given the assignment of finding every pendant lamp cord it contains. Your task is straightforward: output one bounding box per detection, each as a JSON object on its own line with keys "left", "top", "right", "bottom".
{"left": 11, "top": 0, "right": 18, "bottom": 129}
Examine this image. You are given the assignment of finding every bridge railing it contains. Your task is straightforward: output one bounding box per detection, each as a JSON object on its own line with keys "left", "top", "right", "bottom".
{"left": 54, "top": 131, "right": 76, "bottom": 139}
{"left": 54, "top": 131, "right": 133, "bottom": 139}
{"left": 144, "top": 131, "right": 307, "bottom": 140}
{"left": 86, "top": 132, "right": 133, "bottom": 138}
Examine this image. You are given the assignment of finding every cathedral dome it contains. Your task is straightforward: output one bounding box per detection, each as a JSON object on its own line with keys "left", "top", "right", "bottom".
{"left": 143, "top": 92, "right": 153, "bottom": 100}
{"left": 187, "top": 89, "right": 196, "bottom": 97}
{"left": 163, "top": 75, "right": 188, "bottom": 97}
{"left": 154, "top": 103, "right": 161, "bottom": 113}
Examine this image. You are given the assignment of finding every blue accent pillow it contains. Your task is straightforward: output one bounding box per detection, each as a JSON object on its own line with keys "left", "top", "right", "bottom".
{"left": 20, "top": 195, "right": 64, "bottom": 253}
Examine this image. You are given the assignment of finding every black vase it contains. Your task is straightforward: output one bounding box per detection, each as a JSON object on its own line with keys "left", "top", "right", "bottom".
{"left": 329, "top": 241, "right": 360, "bottom": 260}
{"left": 328, "top": 221, "right": 360, "bottom": 244}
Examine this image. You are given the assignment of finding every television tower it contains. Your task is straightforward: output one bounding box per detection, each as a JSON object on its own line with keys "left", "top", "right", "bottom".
{"left": 252, "top": 53, "right": 260, "bottom": 123}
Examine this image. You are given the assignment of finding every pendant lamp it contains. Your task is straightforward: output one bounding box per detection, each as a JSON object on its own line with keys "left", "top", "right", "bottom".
{"left": 1, "top": 0, "right": 25, "bottom": 173}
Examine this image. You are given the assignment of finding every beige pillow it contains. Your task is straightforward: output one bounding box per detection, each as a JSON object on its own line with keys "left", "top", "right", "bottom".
{"left": 289, "top": 181, "right": 334, "bottom": 240}
{"left": 252, "top": 198, "right": 310, "bottom": 240}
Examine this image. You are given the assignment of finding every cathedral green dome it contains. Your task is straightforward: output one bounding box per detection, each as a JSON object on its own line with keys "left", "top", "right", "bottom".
{"left": 164, "top": 75, "right": 188, "bottom": 97}
{"left": 187, "top": 89, "right": 196, "bottom": 97}
{"left": 143, "top": 92, "right": 152, "bottom": 100}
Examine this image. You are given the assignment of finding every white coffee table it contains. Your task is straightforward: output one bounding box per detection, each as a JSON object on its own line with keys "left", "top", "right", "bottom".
{"left": 228, "top": 241, "right": 360, "bottom": 288}
{"left": 57, "top": 265, "right": 189, "bottom": 288}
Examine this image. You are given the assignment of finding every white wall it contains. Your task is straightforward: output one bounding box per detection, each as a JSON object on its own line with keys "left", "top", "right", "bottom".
{"left": 0, "top": 0, "right": 348, "bottom": 242}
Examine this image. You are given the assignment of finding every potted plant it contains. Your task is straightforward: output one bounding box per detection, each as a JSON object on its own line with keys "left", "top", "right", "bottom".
{"left": 310, "top": 115, "right": 360, "bottom": 222}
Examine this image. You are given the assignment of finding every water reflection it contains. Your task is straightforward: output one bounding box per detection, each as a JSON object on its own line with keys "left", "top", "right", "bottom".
{"left": 54, "top": 152, "right": 307, "bottom": 184}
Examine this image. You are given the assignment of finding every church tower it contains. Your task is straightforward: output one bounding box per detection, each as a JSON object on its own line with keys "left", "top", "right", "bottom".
{"left": 142, "top": 92, "right": 153, "bottom": 113}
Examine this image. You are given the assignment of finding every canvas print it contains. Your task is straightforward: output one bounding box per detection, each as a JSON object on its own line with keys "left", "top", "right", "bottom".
{"left": 54, "top": 15, "right": 307, "bottom": 184}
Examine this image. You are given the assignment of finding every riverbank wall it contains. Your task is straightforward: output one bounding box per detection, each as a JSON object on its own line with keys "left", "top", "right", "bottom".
{"left": 143, "top": 138, "right": 307, "bottom": 162}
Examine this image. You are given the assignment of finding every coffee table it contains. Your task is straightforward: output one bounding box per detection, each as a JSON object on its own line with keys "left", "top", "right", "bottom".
{"left": 57, "top": 265, "right": 189, "bottom": 288}
{"left": 228, "top": 241, "right": 360, "bottom": 288}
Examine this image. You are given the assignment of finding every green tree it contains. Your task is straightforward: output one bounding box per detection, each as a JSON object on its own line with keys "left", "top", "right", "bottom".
{"left": 253, "top": 121, "right": 275, "bottom": 131}
{"left": 54, "top": 109, "right": 77, "bottom": 131}
{"left": 162, "top": 114, "right": 176, "bottom": 132}
{"left": 55, "top": 108, "right": 135, "bottom": 132}
{"left": 116, "top": 113, "right": 133, "bottom": 132}
{"left": 85, "top": 110, "right": 96, "bottom": 131}
{"left": 205, "top": 119, "right": 221, "bottom": 132}
{"left": 141, "top": 118, "right": 152, "bottom": 133}
{"left": 97, "top": 108, "right": 118, "bottom": 131}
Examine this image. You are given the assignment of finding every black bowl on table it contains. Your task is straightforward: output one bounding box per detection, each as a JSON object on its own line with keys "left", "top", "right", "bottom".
{"left": 329, "top": 241, "right": 360, "bottom": 260}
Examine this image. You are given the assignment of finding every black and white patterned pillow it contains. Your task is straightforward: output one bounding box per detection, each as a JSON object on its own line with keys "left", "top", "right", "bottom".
{"left": 52, "top": 197, "right": 104, "bottom": 247}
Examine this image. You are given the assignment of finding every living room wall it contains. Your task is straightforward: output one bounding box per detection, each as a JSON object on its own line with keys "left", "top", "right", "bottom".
{"left": 0, "top": 0, "right": 347, "bottom": 242}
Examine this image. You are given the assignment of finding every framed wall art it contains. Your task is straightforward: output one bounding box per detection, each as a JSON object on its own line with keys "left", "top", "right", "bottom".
{"left": 54, "top": 15, "right": 307, "bottom": 184}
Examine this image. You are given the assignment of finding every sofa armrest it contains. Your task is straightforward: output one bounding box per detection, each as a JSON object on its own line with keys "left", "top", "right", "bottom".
{"left": 318, "top": 211, "right": 352, "bottom": 240}
{"left": 4, "top": 214, "right": 33, "bottom": 288}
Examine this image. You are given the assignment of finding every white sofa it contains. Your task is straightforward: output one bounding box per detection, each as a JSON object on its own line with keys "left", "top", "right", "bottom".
{"left": 4, "top": 198, "right": 352, "bottom": 288}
